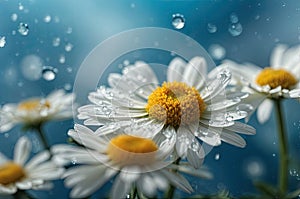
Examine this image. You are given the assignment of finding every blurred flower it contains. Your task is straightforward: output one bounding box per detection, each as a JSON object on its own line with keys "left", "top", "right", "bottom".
{"left": 78, "top": 56, "right": 255, "bottom": 168}
{"left": 0, "top": 89, "right": 75, "bottom": 132}
{"left": 51, "top": 124, "right": 207, "bottom": 198}
{"left": 0, "top": 136, "right": 64, "bottom": 194}
{"left": 220, "top": 44, "right": 300, "bottom": 123}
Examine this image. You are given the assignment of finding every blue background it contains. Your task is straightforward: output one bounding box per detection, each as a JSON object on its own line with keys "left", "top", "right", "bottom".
{"left": 0, "top": 0, "right": 300, "bottom": 198}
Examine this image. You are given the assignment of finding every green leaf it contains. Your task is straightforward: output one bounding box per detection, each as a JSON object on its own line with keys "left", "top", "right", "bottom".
{"left": 254, "top": 181, "right": 277, "bottom": 197}
{"left": 286, "top": 188, "right": 300, "bottom": 199}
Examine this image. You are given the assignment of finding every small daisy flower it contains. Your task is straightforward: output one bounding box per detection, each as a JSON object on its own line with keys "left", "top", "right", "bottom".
{"left": 51, "top": 124, "right": 207, "bottom": 198}
{"left": 0, "top": 136, "right": 64, "bottom": 194}
{"left": 0, "top": 89, "right": 75, "bottom": 132}
{"left": 78, "top": 56, "right": 255, "bottom": 168}
{"left": 219, "top": 44, "right": 300, "bottom": 123}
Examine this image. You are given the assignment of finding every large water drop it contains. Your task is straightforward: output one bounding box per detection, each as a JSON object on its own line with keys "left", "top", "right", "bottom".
{"left": 172, "top": 14, "right": 185, "bottom": 30}
{"left": 0, "top": 36, "right": 6, "bottom": 48}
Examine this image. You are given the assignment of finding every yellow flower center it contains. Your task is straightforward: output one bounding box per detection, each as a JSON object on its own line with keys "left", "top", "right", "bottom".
{"left": 107, "top": 135, "right": 158, "bottom": 166}
{"left": 256, "top": 67, "right": 297, "bottom": 89}
{"left": 146, "top": 82, "right": 206, "bottom": 127}
{"left": 18, "top": 99, "right": 51, "bottom": 112}
{"left": 0, "top": 162, "right": 26, "bottom": 185}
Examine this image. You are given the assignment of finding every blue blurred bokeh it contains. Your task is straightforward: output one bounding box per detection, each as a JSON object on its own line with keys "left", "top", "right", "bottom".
{"left": 0, "top": 0, "right": 300, "bottom": 198}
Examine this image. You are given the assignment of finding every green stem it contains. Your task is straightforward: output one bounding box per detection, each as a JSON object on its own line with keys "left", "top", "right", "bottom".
{"left": 166, "top": 158, "right": 181, "bottom": 199}
{"left": 274, "top": 99, "right": 288, "bottom": 196}
{"left": 34, "top": 123, "right": 51, "bottom": 153}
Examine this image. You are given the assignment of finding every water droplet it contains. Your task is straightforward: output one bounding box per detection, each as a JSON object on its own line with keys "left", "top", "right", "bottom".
{"left": 123, "top": 60, "right": 130, "bottom": 66}
{"left": 172, "top": 13, "right": 185, "bottom": 30}
{"left": 64, "top": 83, "right": 72, "bottom": 91}
{"left": 254, "top": 15, "right": 260, "bottom": 20}
{"left": 66, "top": 27, "right": 73, "bottom": 34}
{"left": 229, "top": 13, "right": 239, "bottom": 23}
{"left": 66, "top": 67, "right": 73, "bottom": 73}
{"left": 42, "top": 66, "right": 57, "bottom": 81}
{"left": 53, "top": 16, "right": 60, "bottom": 23}
{"left": 209, "top": 44, "right": 226, "bottom": 60}
{"left": 65, "top": 43, "right": 73, "bottom": 52}
{"left": 272, "top": 153, "right": 276, "bottom": 157}
{"left": 282, "top": 2, "right": 286, "bottom": 7}
{"left": 228, "top": 23, "right": 243, "bottom": 37}
{"left": 12, "top": 30, "right": 16, "bottom": 35}
{"left": 17, "top": 81, "right": 24, "bottom": 87}
{"left": 246, "top": 160, "right": 264, "bottom": 177}
{"left": 11, "top": 13, "right": 18, "bottom": 22}
{"left": 43, "top": 15, "right": 51, "bottom": 23}
{"left": 52, "top": 37, "right": 60, "bottom": 47}
{"left": 236, "top": 104, "right": 253, "bottom": 112}
{"left": 4, "top": 133, "right": 9, "bottom": 138}
{"left": 215, "top": 153, "right": 220, "bottom": 160}
{"left": 18, "top": 23, "right": 29, "bottom": 36}
{"left": 0, "top": 36, "right": 6, "bottom": 48}
{"left": 21, "top": 55, "right": 43, "bottom": 81}
{"left": 207, "top": 23, "right": 217, "bottom": 33}
{"left": 18, "top": 3, "right": 24, "bottom": 10}
{"left": 130, "top": 3, "right": 135, "bottom": 8}
{"left": 59, "top": 55, "right": 65, "bottom": 64}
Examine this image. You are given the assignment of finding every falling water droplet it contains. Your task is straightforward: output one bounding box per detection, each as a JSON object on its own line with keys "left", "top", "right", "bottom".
{"left": 59, "top": 55, "right": 65, "bottom": 64}
{"left": 52, "top": 37, "right": 60, "bottom": 47}
{"left": 0, "top": 36, "right": 6, "bottom": 48}
{"left": 228, "top": 23, "right": 243, "bottom": 36}
{"left": 42, "top": 66, "right": 57, "bottom": 81}
{"left": 65, "top": 43, "right": 73, "bottom": 52}
{"left": 215, "top": 153, "right": 220, "bottom": 160}
{"left": 18, "top": 23, "right": 29, "bottom": 36}
{"left": 43, "top": 15, "right": 51, "bottom": 23}
{"left": 172, "top": 13, "right": 185, "bottom": 30}
{"left": 207, "top": 23, "right": 217, "bottom": 33}
{"left": 229, "top": 13, "right": 239, "bottom": 23}
{"left": 11, "top": 13, "right": 18, "bottom": 22}
{"left": 209, "top": 44, "right": 226, "bottom": 60}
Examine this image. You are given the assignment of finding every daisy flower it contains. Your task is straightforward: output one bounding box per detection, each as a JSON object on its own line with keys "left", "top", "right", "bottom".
{"left": 0, "top": 136, "right": 64, "bottom": 194}
{"left": 219, "top": 44, "right": 300, "bottom": 123}
{"left": 78, "top": 56, "right": 256, "bottom": 168}
{"left": 51, "top": 124, "right": 209, "bottom": 198}
{"left": 0, "top": 89, "right": 75, "bottom": 132}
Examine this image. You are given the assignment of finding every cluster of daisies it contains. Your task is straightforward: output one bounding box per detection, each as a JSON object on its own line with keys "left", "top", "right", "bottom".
{"left": 0, "top": 44, "right": 299, "bottom": 198}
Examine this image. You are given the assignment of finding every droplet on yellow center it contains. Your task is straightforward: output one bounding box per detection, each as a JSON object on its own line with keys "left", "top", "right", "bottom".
{"left": 256, "top": 67, "right": 297, "bottom": 89}
{"left": 0, "top": 162, "right": 26, "bottom": 185}
{"left": 146, "top": 81, "right": 206, "bottom": 127}
{"left": 107, "top": 135, "right": 158, "bottom": 166}
{"left": 18, "top": 99, "right": 51, "bottom": 111}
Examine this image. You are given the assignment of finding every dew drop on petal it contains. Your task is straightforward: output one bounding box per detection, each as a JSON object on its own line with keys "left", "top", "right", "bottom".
{"left": 172, "top": 13, "right": 185, "bottom": 30}
{"left": 42, "top": 66, "right": 57, "bottom": 81}
{"left": 228, "top": 23, "right": 243, "bottom": 36}
{"left": 11, "top": 13, "right": 18, "bottom": 22}
{"left": 18, "top": 23, "right": 29, "bottom": 36}
{"left": 21, "top": 55, "right": 43, "bottom": 81}
{"left": 43, "top": 15, "right": 51, "bottom": 23}
{"left": 209, "top": 44, "right": 226, "bottom": 60}
{"left": 207, "top": 23, "right": 217, "bottom": 33}
{"left": 52, "top": 37, "right": 60, "bottom": 47}
{"left": 0, "top": 36, "right": 6, "bottom": 48}
{"left": 229, "top": 13, "right": 239, "bottom": 23}
{"left": 65, "top": 43, "right": 73, "bottom": 52}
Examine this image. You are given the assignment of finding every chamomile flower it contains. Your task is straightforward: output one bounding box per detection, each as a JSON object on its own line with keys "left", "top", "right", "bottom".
{"left": 51, "top": 124, "right": 204, "bottom": 198}
{"left": 219, "top": 44, "right": 300, "bottom": 123}
{"left": 0, "top": 89, "right": 75, "bottom": 132}
{"left": 78, "top": 56, "right": 255, "bottom": 168}
{"left": 0, "top": 136, "right": 64, "bottom": 194}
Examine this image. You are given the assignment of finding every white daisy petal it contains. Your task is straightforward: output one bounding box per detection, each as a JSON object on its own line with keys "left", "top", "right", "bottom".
{"left": 219, "top": 131, "right": 246, "bottom": 148}
{"left": 0, "top": 153, "right": 8, "bottom": 164}
{"left": 139, "top": 175, "right": 157, "bottom": 197}
{"left": 111, "top": 175, "right": 132, "bottom": 199}
{"left": 16, "top": 180, "right": 33, "bottom": 190}
{"left": 270, "top": 44, "right": 288, "bottom": 68}
{"left": 167, "top": 57, "right": 187, "bottom": 82}
{"left": 224, "top": 121, "right": 256, "bottom": 135}
{"left": 182, "top": 56, "right": 207, "bottom": 89}
{"left": 14, "top": 136, "right": 31, "bottom": 165}
{"left": 26, "top": 151, "right": 50, "bottom": 170}
{"left": 0, "top": 184, "right": 17, "bottom": 194}
{"left": 186, "top": 146, "right": 204, "bottom": 169}
{"left": 159, "top": 170, "right": 193, "bottom": 193}
{"left": 119, "top": 166, "right": 141, "bottom": 183}
{"left": 257, "top": 99, "right": 273, "bottom": 124}
{"left": 289, "top": 88, "right": 300, "bottom": 98}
